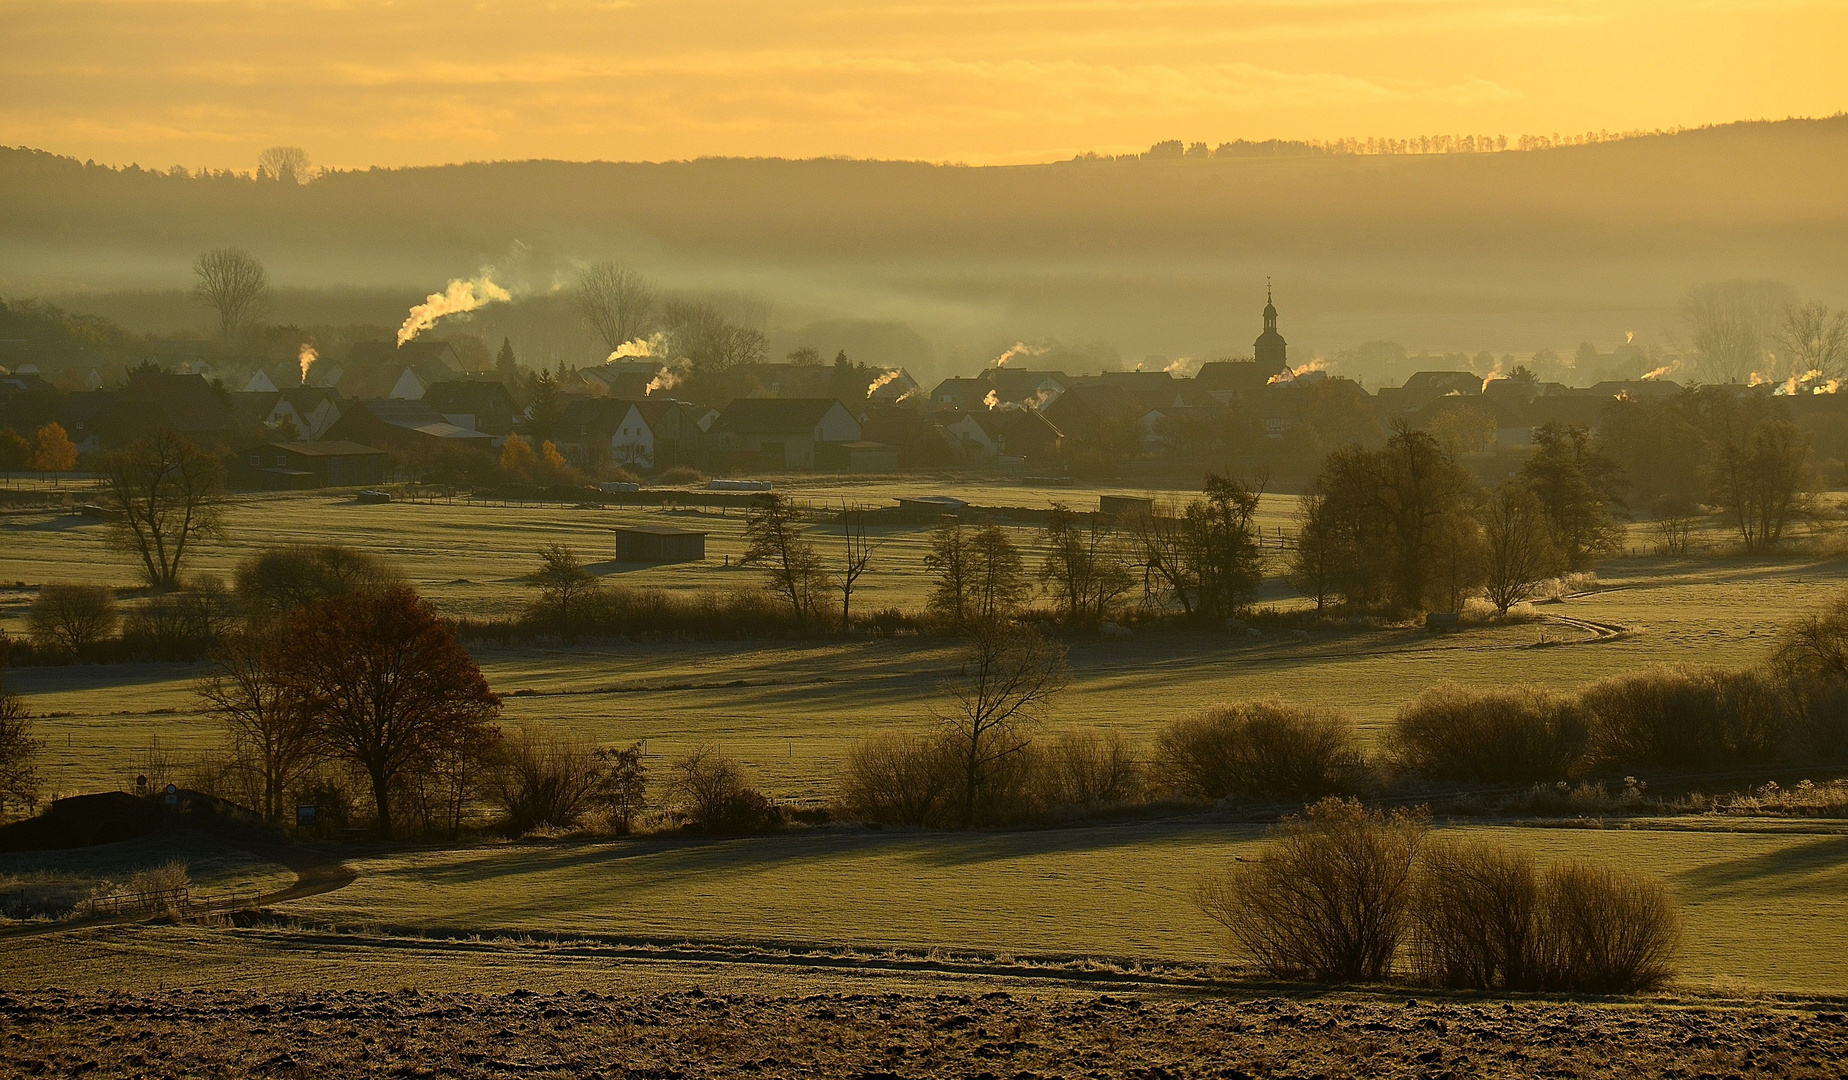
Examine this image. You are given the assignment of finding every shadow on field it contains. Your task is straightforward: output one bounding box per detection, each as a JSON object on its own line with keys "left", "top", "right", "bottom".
{"left": 0, "top": 516, "right": 104, "bottom": 532}
{"left": 388, "top": 818, "right": 1260, "bottom": 897}
{"left": 7, "top": 661, "right": 209, "bottom": 695}
{"left": 1672, "top": 834, "right": 1848, "bottom": 897}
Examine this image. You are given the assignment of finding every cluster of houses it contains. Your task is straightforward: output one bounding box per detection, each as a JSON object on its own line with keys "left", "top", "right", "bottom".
{"left": 5, "top": 297, "right": 1842, "bottom": 490}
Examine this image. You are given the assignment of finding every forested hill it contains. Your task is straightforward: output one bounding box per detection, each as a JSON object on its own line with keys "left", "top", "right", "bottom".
{"left": 4, "top": 117, "right": 1846, "bottom": 360}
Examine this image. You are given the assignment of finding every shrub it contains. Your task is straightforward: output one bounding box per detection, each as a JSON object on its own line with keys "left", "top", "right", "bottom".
{"left": 1194, "top": 798, "right": 1425, "bottom": 981}
{"left": 28, "top": 583, "right": 118, "bottom": 658}
{"left": 234, "top": 544, "right": 401, "bottom": 620}
{"left": 1408, "top": 840, "right": 1681, "bottom": 993}
{"left": 1036, "top": 729, "right": 1144, "bottom": 809}
{"left": 655, "top": 465, "right": 704, "bottom": 486}
{"left": 665, "top": 743, "right": 778, "bottom": 832}
{"left": 1155, "top": 701, "right": 1366, "bottom": 803}
{"left": 1538, "top": 860, "right": 1681, "bottom": 992}
{"left": 484, "top": 725, "right": 608, "bottom": 834}
{"left": 1390, "top": 683, "right": 1589, "bottom": 784}
{"left": 1409, "top": 837, "right": 1546, "bottom": 990}
{"left": 120, "top": 578, "right": 238, "bottom": 659}
{"left": 1580, "top": 666, "right": 1789, "bottom": 770}
{"left": 838, "top": 733, "right": 957, "bottom": 827}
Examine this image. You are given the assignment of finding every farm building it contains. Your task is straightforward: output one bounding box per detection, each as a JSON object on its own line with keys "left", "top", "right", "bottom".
{"left": 709, "top": 398, "right": 862, "bottom": 469}
{"left": 815, "top": 440, "right": 900, "bottom": 472}
{"left": 613, "top": 526, "right": 707, "bottom": 563}
{"left": 233, "top": 441, "right": 389, "bottom": 490}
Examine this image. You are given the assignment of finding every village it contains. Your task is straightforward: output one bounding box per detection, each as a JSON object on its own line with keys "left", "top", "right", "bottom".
{"left": 7, "top": 293, "right": 1845, "bottom": 497}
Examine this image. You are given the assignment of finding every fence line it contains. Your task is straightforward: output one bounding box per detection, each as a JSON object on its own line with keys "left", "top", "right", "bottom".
{"left": 81, "top": 885, "right": 266, "bottom": 919}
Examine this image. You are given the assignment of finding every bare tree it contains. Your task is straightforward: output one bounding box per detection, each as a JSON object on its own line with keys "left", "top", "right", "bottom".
{"left": 1773, "top": 302, "right": 1848, "bottom": 379}
{"left": 1479, "top": 482, "right": 1560, "bottom": 615}
{"left": 195, "top": 630, "right": 320, "bottom": 824}
{"left": 27, "top": 584, "right": 118, "bottom": 657}
{"left": 1040, "top": 503, "right": 1133, "bottom": 625}
{"left": 257, "top": 146, "right": 311, "bottom": 184}
{"left": 836, "top": 507, "right": 875, "bottom": 632}
{"left": 280, "top": 587, "right": 501, "bottom": 838}
{"left": 234, "top": 544, "right": 402, "bottom": 620}
{"left": 483, "top": 724, "right": 608, "bottom": 834}
{"left": 938, "top": 624, "right": 1068, "bottom": 826}
{"left": 525, "top": 543, "right": 603, "bottom": 632}
{"left": 192, "top": 247, "right": 271, "bottom": 339}
{"left": 573, "top": 262, "right": 657, "bottom": 352}
{"left": 1679, "top": 280, "right": 1792, "bottom": 383}
{"left": 1709, "top": 418, "right": 1815, "bottom": 551}
{"left": 0, "top": 673, "right": 42, "bottom": 813}
{"left": 924, "top": 523, "right": 975, "bottom": 626}
{"left": 740, "top": 494, "right": 831, "bottom": 626}
{"left": 970, "top": 524, "right": 1028, "bottom": 624}
{"left": 98, "top": 430, "right": 227, "bottom": 591}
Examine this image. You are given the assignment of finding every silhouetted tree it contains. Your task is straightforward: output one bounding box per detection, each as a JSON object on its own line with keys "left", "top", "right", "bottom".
{"left": 526, "top": 543, "right": 601, "bottom": 632}
{"left": 196, "top": 629, "right": 320, "bottom": 824}
{"left": 257, "top": 147, "right": 311, "bottom": 184}
{"left": 938, "top": 624, "right": 1068, "bottom": 827}
{"left": 192, "top": 247, "right": 271, "bottom": 339}
{"left": 280, "top": 587, "right": 500, "bottom": 838}
{"left": 741, "top": 494, "right": 831, "bottom": 626}
{"left": 28, "top": 584, "right": 118, "bottom": 657}
{"left": 1773, "top": 302, "right": 1848, "bottom": 379}
{"left": 0, "top": 671, "right": 43, "bottom": 812}
{"left": 1040, "top": 503, "right": 1132, "bottom": 625}
{"left": 573, "top": 262, "right": 656, "bottom": 352}
{"left": 1518, "top": 422, "right": 1625, "bottom": 568}
{"left": 98, "top": 430, "right": 227, "bottom": 590}
{"left": 1480, "top": 482, "right": 1560, "bottom": 615}
{"left": 234, "top": 544, "right": 401, "bottom": 621}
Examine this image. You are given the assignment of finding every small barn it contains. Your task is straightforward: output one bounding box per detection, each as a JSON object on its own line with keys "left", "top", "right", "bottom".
{"left": 1099, "top": 494, "right": 1155, "bottom": 520}
{"left": 613, "top": 526, "right": 707, "bottom": 563}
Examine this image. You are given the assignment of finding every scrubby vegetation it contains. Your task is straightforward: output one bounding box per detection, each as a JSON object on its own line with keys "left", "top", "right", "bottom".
{"left": 1196, "top": 799, "right": 1681, "bottom": 991}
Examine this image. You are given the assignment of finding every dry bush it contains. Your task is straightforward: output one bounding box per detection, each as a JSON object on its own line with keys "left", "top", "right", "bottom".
{"left": 1409, "top": 840, "right": 1681, "bottom": 993}
{"left": 1194, "top": 798, "right": 1425, "bottom": 981}
{"left": 1539, "top": 860, "right": 1681, "bottom": 992}
{"left": 28, "top": 583, "right": 118, "bottom": 658}
{"left": 1391, "top": 683, "right": 1589, "bottom": 784}
{"left": 1580, "top": 666, "right": 1789, "bottom": 770}
{"left": 665, "top": 743, "right": 778, "bottom": 832}
{"left": 484, "top": 725, "right": 608, "bottom": 834}
{"left": 1409, "top": 837, "right": 1546, "bottom": 990}
{"left": 655, "top": 465, "right": 704, "bottom": 485}
{"left": 111, "top": 861, "right": 190, "bottom": 911}
{"left": 121, "top": 579, "right": 238, "bottom": 659}
{"left": 1155, "top": 701, "right": 1367, "bottom": 803}
{"left": 1037, "top": 729, "right": 1144, "bottom": 809}
{"left": 234, "top": 544, "right": 402, "bottom": 620}
{"left": 838, "top": 733, "right": 957, "bottom": 827}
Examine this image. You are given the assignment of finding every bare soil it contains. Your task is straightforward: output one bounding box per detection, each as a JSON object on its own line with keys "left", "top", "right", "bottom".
{"left": 3, "top": 986, "right": 1845, "bottom": 1079}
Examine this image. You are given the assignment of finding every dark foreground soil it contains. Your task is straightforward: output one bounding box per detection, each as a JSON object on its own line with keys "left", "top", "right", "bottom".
{"left": 3, "top": 988, "right": 1845, "bottom": 1080}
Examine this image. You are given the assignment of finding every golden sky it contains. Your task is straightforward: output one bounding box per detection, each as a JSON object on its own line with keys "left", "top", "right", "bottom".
{"left": 4, "top": 0, "right": 1844, "bottom": 170}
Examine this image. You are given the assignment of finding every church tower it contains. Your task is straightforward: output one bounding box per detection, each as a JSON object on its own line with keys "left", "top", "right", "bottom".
{"left": 1254, "top": 282, "right": 1287, "bottom": 370}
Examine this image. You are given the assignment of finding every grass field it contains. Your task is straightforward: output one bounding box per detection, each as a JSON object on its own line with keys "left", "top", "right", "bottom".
{"left": 6, "top": 547, "right": 1842, "bottom": 801}
{"left": 249, "top": 818, "right": 1848, "bottom": 995}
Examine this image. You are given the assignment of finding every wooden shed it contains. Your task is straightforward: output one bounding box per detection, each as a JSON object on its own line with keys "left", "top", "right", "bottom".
{"left": 613, "top": 526, "right": 707, "bottom": 563}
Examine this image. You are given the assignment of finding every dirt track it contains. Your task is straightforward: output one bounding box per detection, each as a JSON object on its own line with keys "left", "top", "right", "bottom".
{"left": 2, "top": 986, "right": 1843, "bottom": 1079}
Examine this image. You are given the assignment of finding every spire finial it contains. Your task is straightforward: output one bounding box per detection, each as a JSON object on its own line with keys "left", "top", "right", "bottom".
{"left": 1267, "top": 276, "right": 1272, "bottom": 304}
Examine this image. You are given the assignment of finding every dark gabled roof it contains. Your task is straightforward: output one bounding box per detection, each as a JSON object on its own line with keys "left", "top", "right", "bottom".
{"left": 423, "top": 379, "right": 516, "bottom": 413}
{"left": 347, "top": 398, "right": 490, "bottom": 441}
{"left": 345, "top": 339, "right": 464, "bottom": 371}
{"left": 713, "top": 397, "right": 851, "bottom": 434}
{"left": 560, "top": 397, "right": 638, "bottom": 430}
{"left": 272, "top": 440, "right": 387, "bottom": 458}
{"left": 228, "top": 390, "right": 282, "bottom": 425}
{"left": 1401, "top": 371, "right": 1483, "bottom": 395}
{"left": 122, "top": 372, "right": 232, "bottom": 432}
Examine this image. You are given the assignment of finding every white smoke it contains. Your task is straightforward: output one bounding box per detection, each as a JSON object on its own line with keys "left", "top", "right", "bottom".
{"left": 993, "top": 342, "right": 1044, "bottom": 367}
{"left": 1641, "top": 360, "right": 1679, "bottom": 381}
{"left": 398, "top": 273, "right": 512, "bottom": 346}
{"left": 982, "top": 389, "right": 1000, "bottom": 410}
{"left": 298, "top": 343, "right": 317, "bottom": 386}
{"left": 1162, "top": 356, "right": 1200, "bottom": 377}
{"left": 1479, "top": 358, "right": 1506, "bottom": 394}
{"left": 608, "top": 333, "right": 667, "bottom": 363}
{"left": 1267, "top": 359, "right": 1327, "bottom": 385}
{"left": 867, "top": 369, "right": 904, "bottom": 397}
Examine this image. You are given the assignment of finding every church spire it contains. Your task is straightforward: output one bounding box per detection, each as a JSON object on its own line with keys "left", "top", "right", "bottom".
{"left": 1254, "top": 281, "right": 1286, "bottom": 368}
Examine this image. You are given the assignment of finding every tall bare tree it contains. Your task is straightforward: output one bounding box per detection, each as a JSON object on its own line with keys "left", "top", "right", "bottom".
{"left": 938, "top": 624, "right": 1068, "bottom": 827}
{"left": 1479, "top": 482, "right": 1560, "bottom": 615}
{"left": 1773, "top": 302, "right": 1848, "bottom": 379}
{"left": 1679, "top": 280, "right": 1791, "bottom": 383}
{"left": 574, "top": 262, "right": 657, "bottom": 352}
{"left": 836, "top": 508, "right": 875, "bottom": 633}
{"left": 741, "top": 494, "right": 831, "bottom": 626}
{"left": 257, "top": 146, "right": 311, "bottom": 184}
{"left": 1040, "top": 503, "right": 1133, "bottom": 625}
{"left": 196, "top": 630, "right": 320, "bottom": 824}
{"left": 98, "top": 431, "right": 227, "bottom": 591}
{"left": 525, "top": 543, "right": 602, "bottom": 633}
{"left": 192, "top": 247, "right": 271, "bottom": 339}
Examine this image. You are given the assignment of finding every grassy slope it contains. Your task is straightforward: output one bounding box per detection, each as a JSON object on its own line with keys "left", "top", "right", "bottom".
{"left": 264, "top": 819, "right": 1848, "bottom": 995}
